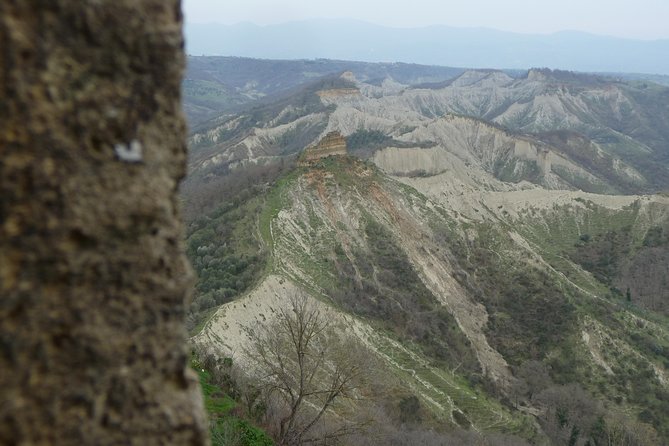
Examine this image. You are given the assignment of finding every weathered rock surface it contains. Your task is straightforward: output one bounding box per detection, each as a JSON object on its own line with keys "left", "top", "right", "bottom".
{"left": 299, "top": 131, "right": 348, "bottom": 164}
{"left": 0, "top": 1, "right": 208, "bottom": 444}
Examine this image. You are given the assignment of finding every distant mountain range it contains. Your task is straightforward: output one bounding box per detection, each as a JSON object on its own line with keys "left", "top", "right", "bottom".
{"left": 183, "top": 56, "right": 473, "bottom": 124}
{"left": 185, "top": 19, "right": 669, "bottom": 75}
{"left": 183, "top": 56, "right": 669, "bottom": 131}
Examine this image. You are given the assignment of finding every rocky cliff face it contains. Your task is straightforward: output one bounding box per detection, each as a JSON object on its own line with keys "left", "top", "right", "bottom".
{"left": 0, "top": 2, "right": 207, "bottom": 444}
{"left": 299, "top": 131, "right": 348, "bottom": 164}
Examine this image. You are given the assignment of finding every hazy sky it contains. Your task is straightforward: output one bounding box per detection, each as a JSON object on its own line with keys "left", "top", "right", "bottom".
{"left": 183, "top": 0, "right": 669, "bottom": 40}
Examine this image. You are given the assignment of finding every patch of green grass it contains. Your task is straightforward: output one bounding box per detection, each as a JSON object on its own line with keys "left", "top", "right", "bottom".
{"left": 193, "top": 358, "right": 274, "bottom": 446}
{"left": 211, "top": 418, "right": 273, "bottom": 446}
{"left": 259, "top": 169, "right": 301, "bottom": 247}
{"left": 199, "top": 369, "right": 236, "bottom": 414}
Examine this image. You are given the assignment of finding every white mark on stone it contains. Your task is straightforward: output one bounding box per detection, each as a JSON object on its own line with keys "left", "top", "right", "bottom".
{"left": 114, "top": 140, "right": 143, "bottom": 163}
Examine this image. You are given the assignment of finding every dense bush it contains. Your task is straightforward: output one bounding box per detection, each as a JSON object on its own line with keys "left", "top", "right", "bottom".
{"left": 450, "top": 225, "right": 578, "bottom": 366}
{"left": 328, "top": 219, "right": 479, "bottom": 372}
{"left": 570, "top": 227, "right": 632, "bottom": 285}
{"left": 185, "top": 193, "right": 268, "bottom": 331}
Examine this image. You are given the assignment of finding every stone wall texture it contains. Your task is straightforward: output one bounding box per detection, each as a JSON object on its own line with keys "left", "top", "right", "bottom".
{"left": 0, "top": 1, "right": 208, "bottom": 444}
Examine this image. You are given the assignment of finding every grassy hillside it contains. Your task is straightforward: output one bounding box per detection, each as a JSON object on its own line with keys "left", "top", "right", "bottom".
{"left": 188, "top": 156, "right": 668, "bottom": 444}
{"left": 183, "top": 59, "right": 669, "bottom": 444}
{"left": 191, "top": 355, "right": 274, "bottom": 446}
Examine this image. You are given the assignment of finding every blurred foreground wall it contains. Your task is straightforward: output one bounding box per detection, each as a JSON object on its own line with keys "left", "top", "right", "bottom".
{"left": 0, "top": 1, "right": 208, "bottom": 444}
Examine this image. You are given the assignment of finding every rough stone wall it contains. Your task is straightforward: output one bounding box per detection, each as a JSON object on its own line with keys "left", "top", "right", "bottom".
{"left": 0, "top": 2, "right": 208, "bottom": 444}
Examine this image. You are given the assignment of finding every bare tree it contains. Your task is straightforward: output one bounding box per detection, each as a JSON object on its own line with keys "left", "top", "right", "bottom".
{"left": 534, "top": 383, "right": 602, "bottom": 446}
{"left": 245, "top": 291, "right": 362, "bottom": 445}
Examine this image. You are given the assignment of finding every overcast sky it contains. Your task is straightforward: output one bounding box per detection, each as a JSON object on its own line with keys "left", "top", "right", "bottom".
{"left": 182, "top": 0, "right": 669, "bottom": 40}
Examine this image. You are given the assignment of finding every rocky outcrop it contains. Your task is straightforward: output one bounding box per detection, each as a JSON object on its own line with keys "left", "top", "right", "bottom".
{"left": 316, "top": 88, "right": 361, "bottom": 100}
{"left": 0, "top": 2, "right": 208, "bottom": 444}
{"left": 299, "top": 131, "right": 348, "bottom": 164}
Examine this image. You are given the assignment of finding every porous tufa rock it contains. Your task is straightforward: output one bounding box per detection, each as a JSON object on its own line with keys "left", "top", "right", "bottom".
{"left": 0, "top": 1, "right": 208, "bottom": 444}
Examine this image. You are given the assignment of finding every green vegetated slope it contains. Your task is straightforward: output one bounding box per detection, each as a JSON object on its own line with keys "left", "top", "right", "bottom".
{"left": 183, "top": 60, "right": 669, "bottom": 444}
{"left": 192, "top": 355, "right": 274, "bottom": 446}
{"left": 196, "top": 157, "right": 541, "bottom": 441}
{"left": 191, "top": 154, "right": 669, "bottom": 443}
{"left": 509, "top": 197, "right": 669, "bottom": 436}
